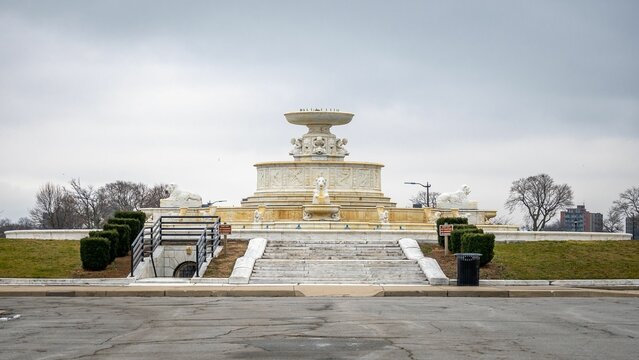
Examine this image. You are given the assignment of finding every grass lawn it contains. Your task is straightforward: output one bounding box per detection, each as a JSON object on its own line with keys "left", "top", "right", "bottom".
{"left": 422, "top": 240, "right": 639, "bottom": 280}
{"left": 494, "top": 241, "right": 639, "bottom": 280}
{"left": 0, "top": 239, "right": 130, "bottom": 278}
{"left": 0, "top": 239, "right": 81, "bottom": 278}
{"left": 3, "top": 238, "right": 638, "bottom": 280}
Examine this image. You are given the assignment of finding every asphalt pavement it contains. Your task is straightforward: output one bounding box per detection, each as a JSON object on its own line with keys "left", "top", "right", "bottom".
{"left": 1, "top": 297, "right": 638, "bottom": 359}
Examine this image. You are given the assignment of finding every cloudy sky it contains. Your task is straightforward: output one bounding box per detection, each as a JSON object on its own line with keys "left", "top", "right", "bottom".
{"left": 1, "top": 0, "right": 637, "bottom": 224}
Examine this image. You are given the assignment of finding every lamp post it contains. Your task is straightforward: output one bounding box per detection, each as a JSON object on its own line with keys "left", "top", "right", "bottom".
{"left": 207, "top": 200, "right": 227, "bottom": 206}
{"left": 404, "top": 181, "right": 431, "bottom": 208}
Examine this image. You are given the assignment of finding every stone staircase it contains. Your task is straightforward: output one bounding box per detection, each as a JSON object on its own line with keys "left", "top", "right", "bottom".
{"left": 249, "top": 239, "right": 428, "bottom": 284}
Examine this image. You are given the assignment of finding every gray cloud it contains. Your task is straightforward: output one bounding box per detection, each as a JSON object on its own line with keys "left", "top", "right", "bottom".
{"left": 0, "top": 0, "right": 637, "bottom": 222}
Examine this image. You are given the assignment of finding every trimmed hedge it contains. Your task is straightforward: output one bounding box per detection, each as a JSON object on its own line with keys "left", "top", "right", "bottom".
{"left": 114, "top": 211, "right": 146, "bottom": 235}
{"left": 436, "top": 217, "right": 468, "bottom": 247}
{"left": 88, "top": 230, "right": 119, "bottom": 262}
{"left": 449, "top": 226, "right": 483, "bottom": 254}
{"left": 461, "top": 232, "right": 495, "bottom": 266}
{"left": 80, "top": 237, "right": 111, "bottom": 271}
{"left": 107, "top": 218, "right": 140, "bottom": 247}
{"left": 103, "top": 223, "right": 131, "bottom": 257}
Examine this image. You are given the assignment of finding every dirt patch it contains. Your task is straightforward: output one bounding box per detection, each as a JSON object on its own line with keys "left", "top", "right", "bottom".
{"left": 71, "top": 255, "right": 132, "bottom": 278}
{"left": 204, "top": 240, "right": 248, "bottom": 278}
{"left": 420, "top": 244, "right": 505, "bottom": 279}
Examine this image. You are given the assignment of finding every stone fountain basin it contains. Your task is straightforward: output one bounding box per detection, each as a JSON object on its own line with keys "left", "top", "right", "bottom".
{"left": 303, "top": 204, "right": 341, "bottom": 221}
{"left": 285, "top": 111, "right": 354, "bottom": 126}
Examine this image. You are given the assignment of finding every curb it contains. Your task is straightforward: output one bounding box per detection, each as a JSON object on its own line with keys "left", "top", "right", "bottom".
{"left": 0, "top": 285, "right": 638, "bottom": 298}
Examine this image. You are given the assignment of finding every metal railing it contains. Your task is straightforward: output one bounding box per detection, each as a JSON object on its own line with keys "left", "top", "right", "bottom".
{"left": 130, "top": 215, "right": 221, "bottom": 277}
{"left": 130, "top": 227, "right": 146, "bottom": 277}
{"left": 195, "top": 228, "right": 207, "bottom": 277}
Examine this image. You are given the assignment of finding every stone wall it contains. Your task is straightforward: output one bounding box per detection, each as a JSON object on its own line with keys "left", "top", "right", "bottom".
{"left": 5, "top": 229, "right": 99, "bottom": 240}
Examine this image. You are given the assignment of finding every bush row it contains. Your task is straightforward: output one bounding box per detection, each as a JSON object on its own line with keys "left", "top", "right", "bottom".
{"left": 435, "top": 217, "right": 495, "bottom": 266}
{"left": 449, "top": 225, "right": 483, "bottom": 254}
{"left": 461, "top": 233, "right": 495, "bottom": 266}
{"left": 80, "top": 211, "right": 147, "bottom": 271}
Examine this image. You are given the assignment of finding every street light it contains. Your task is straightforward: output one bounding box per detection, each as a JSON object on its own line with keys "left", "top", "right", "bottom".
{"left": 205, "top": 200, "right": 227, "bottom": 207}
{"left": 404, "top": 181, "right": 431, "bottom": 207}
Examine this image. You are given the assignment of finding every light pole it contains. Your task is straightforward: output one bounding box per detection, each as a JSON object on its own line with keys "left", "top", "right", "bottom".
{"left": 206, "top": 200, "right": 227, "bottom": 206}
{"left": 404, "top": 181, "right": 431, "bottom": 207}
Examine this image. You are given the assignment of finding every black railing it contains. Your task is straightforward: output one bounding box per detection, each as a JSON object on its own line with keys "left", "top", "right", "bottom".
{"left": 195, "top": 228, "right": 207, "bottom": 277}
{"left": 130, "top": 227, "right": 146, "bottom": 277}
{"left": 130, "top": 215, "right": 221, "bottom": 277}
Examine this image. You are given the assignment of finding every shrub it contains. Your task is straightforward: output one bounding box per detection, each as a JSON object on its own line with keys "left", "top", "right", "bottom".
{"left": 80, "top": 237, "right": 111, "bottom": 271}
{"left": 103, "top": 223, "right": 131, "bottom": 257}
{"left": 107, "top": 218, "right": 140, "bottom": 246}
{"left": 449, "top": 226, "right": 483, "bottom": 254}
{"left": 114, "top": 211, "right": 146, "bottom": 235}
{"left": 436, "top": 217, "right": 468, "bottom": 247}
{"left": 89, "top": 230, "right": 119, "bottom": 263}
{"left": 461, "top": 232, "right": 495, "bottom": 266}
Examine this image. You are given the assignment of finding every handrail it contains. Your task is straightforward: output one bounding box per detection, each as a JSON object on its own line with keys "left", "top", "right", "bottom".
{"left": 210, "top": 218, "right": 221, "bottom": 252}
{"left": 130, "top": 215, "right": 222, "bottom": 277}
{"left": 195, "top": 227, "right": 207, "bottom": 277}
{"left": 130, "top": 227, "right": 146, "bottom": 276}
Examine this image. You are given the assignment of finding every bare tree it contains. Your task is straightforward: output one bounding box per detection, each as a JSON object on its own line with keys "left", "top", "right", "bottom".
{"left": 100, "top": 181, "right": 147, "bottom": 212}
{"left": 69, "top": 179, "right": 110, "bottom": 228}
{"left": 489, "top": 214, "right": 512, "bottom": 225}
{"left": 603, "top": 206, "right": 624, "bottom": 233}
{"left": 613, "top": 186, "right": 639, "bottom": 218}
{"left": 409, "top": 191, "right": 440, "bottom": 208}
{"left": 29, "top": 183, "right": 81, "bottom": 229}
{"left": 98, "top": 180, "right": 170, "bottom": 212}
{"left": 505, "top": 174, "right": 573, "bottom": 231}
{"left": 140, "top": 184, "right": 170, "bottom": 208}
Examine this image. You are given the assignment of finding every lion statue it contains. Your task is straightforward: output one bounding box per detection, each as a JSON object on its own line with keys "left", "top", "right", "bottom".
{"left": 160, "top": 183, "right": 203, "bottom": 208}
{"left": 312, "top": 176, "right": 330, "bottom": 205}
{"left": 436, "top": 184, "right": 476, "bottom": 209}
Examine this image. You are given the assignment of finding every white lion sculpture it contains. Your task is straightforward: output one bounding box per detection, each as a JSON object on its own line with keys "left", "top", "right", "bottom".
{"left": 160, "top": 183, "right": 203, "bottom": 208}
{"left": 312, "top": 176, "right": 330, "bottom": 205}
{"left": 436, "top": 184, "right": 476, "bottom": 209}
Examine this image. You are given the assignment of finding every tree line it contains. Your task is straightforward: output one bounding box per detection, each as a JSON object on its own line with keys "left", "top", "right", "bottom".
{"left": 0, "top": 180, "right": 169, "bottom": 235}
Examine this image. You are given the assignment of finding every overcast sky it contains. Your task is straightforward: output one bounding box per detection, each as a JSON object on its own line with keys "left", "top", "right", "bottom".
{"left": 1, "top": 0, "right": 637, "bottom": 224}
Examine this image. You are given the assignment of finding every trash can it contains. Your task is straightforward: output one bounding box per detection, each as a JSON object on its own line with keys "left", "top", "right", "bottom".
{"left": 454, "top": 253, "right": 481, "bottom": 286}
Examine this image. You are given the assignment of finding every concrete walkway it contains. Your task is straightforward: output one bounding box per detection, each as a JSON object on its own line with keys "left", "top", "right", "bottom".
{"left": 1, "top": 284, "right": 638, "bottom": 297}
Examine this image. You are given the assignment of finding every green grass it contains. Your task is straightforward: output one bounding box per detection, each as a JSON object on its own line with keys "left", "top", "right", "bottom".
{"left": 495, "top": 241, "right": 639, "bottom": 279}
{"left": 2, "top": 238, "right": 639, "bottom": 280}
{"left": 0, "top": 239, "right": 81, "bottom": 278}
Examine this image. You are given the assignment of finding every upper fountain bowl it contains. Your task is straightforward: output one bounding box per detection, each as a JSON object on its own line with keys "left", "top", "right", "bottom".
{"left": 285, "top": 110, "right": 354, "bottom": 127}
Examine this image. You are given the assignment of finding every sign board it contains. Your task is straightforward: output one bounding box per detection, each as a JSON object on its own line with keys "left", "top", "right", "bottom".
{"left": 439, "top": 224, "right": 454, "bottom": 236}
{"left": 219, "top": 224, "right": 232, "bottom": 235}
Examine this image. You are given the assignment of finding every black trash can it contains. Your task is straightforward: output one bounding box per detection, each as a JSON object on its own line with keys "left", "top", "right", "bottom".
{"left": 454, "top": 253, "right": 481, "bottom": 286}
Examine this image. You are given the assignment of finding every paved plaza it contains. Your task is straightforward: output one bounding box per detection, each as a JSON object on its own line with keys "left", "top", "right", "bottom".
{"left": 1, "top": 297, "right": 638, "bottom": 359}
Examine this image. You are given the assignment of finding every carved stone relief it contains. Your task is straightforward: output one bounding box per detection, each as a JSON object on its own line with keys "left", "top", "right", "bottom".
{"left": 287, "top": 168, "right": 304, "bottom": 187}
{"left": 271, "top": 168, "right": 283, "bottom": 187}
{"left": 336, "top": 168, "right": 352, "bottom": 188}
{"left": 257, "top": 169, "right": 267, "bottom": 189}
{"left": 312, "top": 136, "right": 326, "bottom": 155}
{"left": 354, "top": 169, "right": 373, "bottom": 188}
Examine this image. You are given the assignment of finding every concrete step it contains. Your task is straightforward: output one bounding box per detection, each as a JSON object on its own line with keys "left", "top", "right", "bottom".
{"left": 266, "top": 240, "right": 398, "bottom": 246}
{"left": 248, "top": 238, "right": 427, "bottom": 284}
{"left": 249, "top": 278, "right": 427, "bottom": 284}
{"left": 262, "top": 254, "right": 405, "bottom": 260}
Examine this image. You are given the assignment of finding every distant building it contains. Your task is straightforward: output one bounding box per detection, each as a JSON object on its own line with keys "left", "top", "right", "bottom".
{"left": 560, "top": 205, "right": 603, "bottom": 232}
{"left": 626, "top": 216, "right": 639, "bottom": 240}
